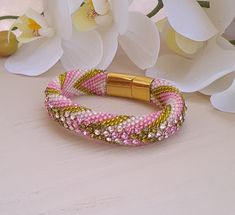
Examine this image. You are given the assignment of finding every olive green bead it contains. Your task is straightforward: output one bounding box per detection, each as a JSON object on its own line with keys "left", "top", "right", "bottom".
{"left": 0, "top": 31, "right": 18, "bottom": 57}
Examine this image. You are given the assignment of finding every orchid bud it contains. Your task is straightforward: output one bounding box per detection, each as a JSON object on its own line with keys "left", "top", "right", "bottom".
{"left": 0, "top": 31, "right": 18, "bottom": 57}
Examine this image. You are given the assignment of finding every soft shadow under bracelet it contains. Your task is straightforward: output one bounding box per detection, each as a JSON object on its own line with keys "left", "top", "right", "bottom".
{"left": 44, "top": 69, "right": 187, "bottom": 146}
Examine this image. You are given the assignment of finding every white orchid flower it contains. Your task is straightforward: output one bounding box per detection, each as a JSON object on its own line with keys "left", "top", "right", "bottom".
{"left": 8, "top": 9, "right": 55, "bottom": 43}
{"left": 70, "top": 0, "right": 160, "bottom": 70}
{"left": 146, "top": 0, "right": 235, "bottom": 113}
{"left": 5, "top": 0, "right": 103, "bottom": 76}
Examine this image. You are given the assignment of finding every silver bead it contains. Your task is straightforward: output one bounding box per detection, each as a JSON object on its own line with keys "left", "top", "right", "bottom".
{"left": 55, "top": 113, "right": 60, "bottom": 119}
{"left": 70, "top": 114, "right": 76, "bottom": 120}
{"left": 106, "top": 137, "right": 112, "bottom": 142}
{"left": 107, "top": 126, "right": 114, "bottom": 132}
{"left": 117, "top": 126, "right": 122, "bottom": 132}
{"left": 94, "top": 130, "right": 100, "bottom": 136}
{"left": 103, "top": 131, "right": 109, "bottom": 137}
{"left": 64, "top": 111, "right": 70, "bottom": 118}
{"left": 115, "top": 138, "right": 121, "bottom": 144}
{"left": 160, "top": 123, "right": 166, "bottom": 130}
{"left": 148, "top": 133, "right": 154, "bottom": 139}
{"left": 155, "top": 132, "right": 162, "bottom": 138}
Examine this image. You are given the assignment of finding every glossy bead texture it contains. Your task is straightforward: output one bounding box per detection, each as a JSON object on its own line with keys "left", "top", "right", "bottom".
{"left": 0, "top": 31, "right": 18, "bottom": 57}
{"left": 44, "top": 69, "right": 187, "bottom": 146}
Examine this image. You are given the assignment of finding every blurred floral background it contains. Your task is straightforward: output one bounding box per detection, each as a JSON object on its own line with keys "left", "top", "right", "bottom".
{"left": 0, "top": 0, "right": 235, "bottom": 113}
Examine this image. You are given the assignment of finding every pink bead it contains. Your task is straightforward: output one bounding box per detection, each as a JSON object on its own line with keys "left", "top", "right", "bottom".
{"left": 45, "top": 69, "right": 186, "bottom": 146}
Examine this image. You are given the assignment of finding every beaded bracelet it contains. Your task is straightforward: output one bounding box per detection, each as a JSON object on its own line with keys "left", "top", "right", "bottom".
{"left": 44, "top": 69, "right": 186, "bottom": 146}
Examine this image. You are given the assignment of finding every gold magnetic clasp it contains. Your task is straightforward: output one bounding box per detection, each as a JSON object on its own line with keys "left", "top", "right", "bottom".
{"left": 107, "top": 73, "right": 153, "bottom": 102}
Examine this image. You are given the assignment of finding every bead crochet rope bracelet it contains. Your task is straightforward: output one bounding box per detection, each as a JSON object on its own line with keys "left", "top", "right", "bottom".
{"left": 44, "top": 69, "right": 187, "bottom": 146}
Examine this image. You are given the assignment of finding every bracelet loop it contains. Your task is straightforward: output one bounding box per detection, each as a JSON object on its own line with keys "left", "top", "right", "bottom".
{"left": 44, "top": 69, "right": 187, "bottom": 146}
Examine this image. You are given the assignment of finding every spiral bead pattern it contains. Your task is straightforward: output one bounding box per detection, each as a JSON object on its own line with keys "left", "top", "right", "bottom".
{"left": 44, "top": 69, "right": 187, "bottom": 146}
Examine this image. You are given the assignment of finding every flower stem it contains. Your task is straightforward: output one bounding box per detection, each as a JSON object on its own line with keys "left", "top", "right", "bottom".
{"left": 147, "top": 0, "right": 163, "bottom": 18}
{"left": 197, "top": 1, "right": 210, "bottom": 8}
{"left": 230, "top": 40, "right": 235, "bottom": 46}
{"left": 0, "top": 15, "right": 19, "bottom": 21}
{"left": 147, "top": 0, "right": 210, "bottom": 18}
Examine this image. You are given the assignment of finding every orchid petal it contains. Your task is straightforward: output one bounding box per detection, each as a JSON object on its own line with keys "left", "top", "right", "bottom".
{"left": 61, "top": 29, "right": 103, "bottom": 70}
{"left": 96, "top": 25, "right": 119, "bottom": 69}
{"left": 146, "top": 37, "right": 235, "bottom": 92}
{"left": 217, "top": 35, "right": 235, "bottom": 50}
{"left": 128, "top": 0, "right": 134, "bottom": 5}
{"left": 25, "top": 8, "right": 48, "bottom": 28}
{"left": 211, "top": 79, "right": 235, "bottom": 113}
{"left": 92, "top": 0, "right": 109, "bottom": 15}
{"left": 11, "top": 16, "right": 30, "bottom": 32}
{"left": 44, "top": 0, "right": 72, "bottom": 40}
{"left": 224, "top": 18, "right": 235, "bottom": 41}
{"left": 119, "top": 12, "right": 160, "bottom": 69}
{"left": 10, "top": 15, "right": 41, "bottom": 43}
{"left": 38, "top": 27, "right": 55, "bottom": 38}
{"left": 109, "top": 0, "right": 129, "bottom": 35}
{"left": 95, "top": 14, "right": 113, "bottom": 26}
{"left": 69, "top": 0, "right": 83, "bottom": 14}
{"left": 175, "top": 32, "right": 204, "bottom": 55}
{"left": 5, "top": 37, "right": 63, "bottom": 76}
{"left": 156, "top": 18, "right": 168, "bottom": 33}
{"left": 17, "top": 32, "right": 41, "bottom": 43}
{"left": 200, "top": 73, "right": 235, "bottom": 95}
{"left": 206, "top": 0, "right": 235, "bottom": 33}
{"left": 72, "top": 2, "right": 97, "bottom": 32}
{"left": 165, "top": 28, "right": 188, "bottom": 56}
{"left": 129, "top": 0, "right": 159, "bottom": 15}
{"left": 162, "top": 0, "right": 218, "bottom": 41}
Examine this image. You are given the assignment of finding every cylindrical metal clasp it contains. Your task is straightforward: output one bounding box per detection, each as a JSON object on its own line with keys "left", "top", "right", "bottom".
{"left": 107, "top": 72, "right": 153, "bottom": 102}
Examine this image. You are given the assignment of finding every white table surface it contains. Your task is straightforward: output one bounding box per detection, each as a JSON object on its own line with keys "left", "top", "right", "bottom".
{"left": 1, "top": 48, "right": 235, "bottom": 215}
{"left": 1, "top": 0, "right": 235, "bottom": 214}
